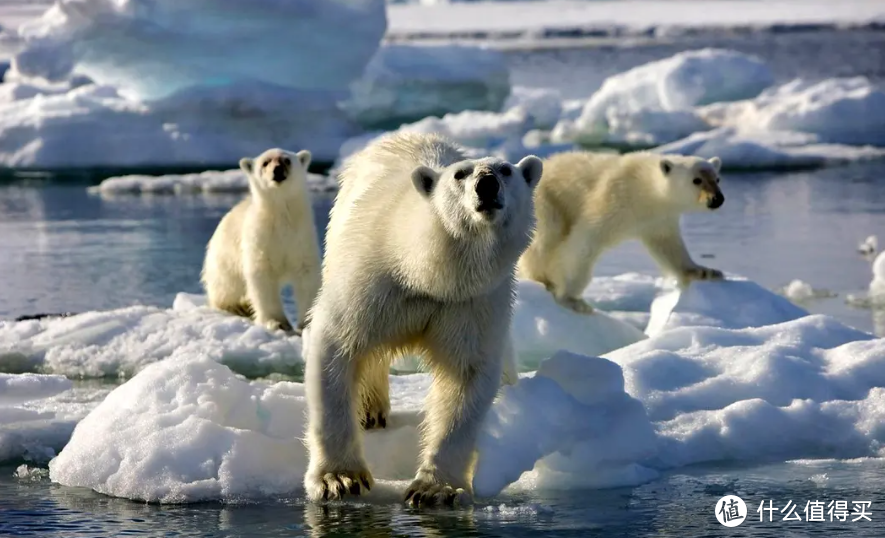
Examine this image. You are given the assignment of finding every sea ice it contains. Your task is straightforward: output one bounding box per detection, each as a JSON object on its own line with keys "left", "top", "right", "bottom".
{"left": 90, "top": 170, "right": 335, "bottom": 196}
{"left": 560, "top": 49, "right": 772, "bottom": 147}
{"left": 0, "top": 372, "right": 70, "bottom": 405}
{"left": 699, "top": 77, "right": 885, "bottom": 147}
{"left": 655, "top": 127, "right": 885, "bottom": 171}
{"left": 345, "top": 44, "right": 510, "bottom": 129}
{"left": 10, "top": 0, "right": 387, "bottom": 101}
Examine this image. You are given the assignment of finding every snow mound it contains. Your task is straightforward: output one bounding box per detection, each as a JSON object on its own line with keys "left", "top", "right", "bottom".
{"left": 700, "top": 77, "right": 885, "bottom": 147}
{"left": 655, "top": 127, "right": 885, "bottom": 171}
{"left": 562, "top": 49, "right": 772, "bottom": 147}
{"left": 345, "top": 44, "right": 510, "bottom": 129}
{"left": 646, "top": 278, "right": 808, "bottom": 336}
{"left": 89, "top": 170, "right": 335, "bottom": 196}
{"left": 512, "top": 281, "right": 646, "bottom": 369}
{"left": 12, "top": 0, "right": 387, "bottom": 101}
{"left": 0, "top": 304, "right": 303, "bottom": 379}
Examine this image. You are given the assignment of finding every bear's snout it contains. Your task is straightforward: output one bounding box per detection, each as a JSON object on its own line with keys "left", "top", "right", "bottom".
{"left": 272, "top": 162, "right": 288, "bottom": 183}
{"left": 475, "top": 174, "right": 501, "bottom": 211}
{"left": 707, "top": 191, "right": 724, "bottom": 209}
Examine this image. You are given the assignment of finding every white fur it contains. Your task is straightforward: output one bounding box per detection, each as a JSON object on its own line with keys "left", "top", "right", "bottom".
{"left": 518, "top": 151, "right": 724, "bottom": 314}
{"left": 201, "top": 148, "right": 321, "bottom": 333}
{"left": 303, "top": 132, "right": 542, "bottom": 506}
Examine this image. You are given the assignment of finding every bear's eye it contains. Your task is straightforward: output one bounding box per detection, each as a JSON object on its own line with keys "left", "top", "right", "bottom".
{"left": 281, "top": 157, "right": 290, "bottom": 167}
{"left": 693, "top": 178, "right": 702, "bottom": 185}
{"left": 500, "top": 166, "right": 511, "bottom": 177}
{"left": 454, "top": 169, "right": 468, "bottom": 181}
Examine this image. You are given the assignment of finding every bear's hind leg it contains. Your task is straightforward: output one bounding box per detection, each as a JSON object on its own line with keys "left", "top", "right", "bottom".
{"left": 304, "top": 321, "right": 373, "bottom": 501}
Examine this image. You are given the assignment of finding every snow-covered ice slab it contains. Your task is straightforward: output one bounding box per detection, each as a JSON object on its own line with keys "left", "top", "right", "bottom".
{"left": 0, "top": 372, "right": 70, "bottom": 405}
{"left": 345, "top": 44, "right": 510, "bottom": 129}
{"left": 0, "top": 304, "right": 303, "bottom": 379}
{"left": 561, "top": 49, "right": 772, "bottom": 148}
{"left": 656, "top": 127, "right": 885, "bottom": 171}
{"left": 700, "top": 77, "right": 885, "bottom": 147}
{"left": 387, "top": 0, "right": 885, "bottom": 37}
{"left": 48, "top": 308, "right": 885, "bottom": 502}
{"left": 645, "top": 278, "right": 809, "bottom": 336}
{"left": 11, "top": 0, "right": 387, "bottom": 101}
{"left": 90, "top": 170, "right": 335, "bottom": 196}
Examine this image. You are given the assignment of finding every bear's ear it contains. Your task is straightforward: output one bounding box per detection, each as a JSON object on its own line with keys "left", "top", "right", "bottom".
{"left": 295, "top": 149, "right": 312, "bottom": 170}
{"left": 239, "top": 157, "right": 254, "bottom": 175}
{"left": 411, "top": 165, "right": 439, "bottom": 198}
{"left": 708, "top": 156, "right": 722, "bottom": 173}
{"left": 660, "top": 159, "right": 673, "bottom": 175}
{"left": 516, "top": 155, "right": 543, "bottom": 188}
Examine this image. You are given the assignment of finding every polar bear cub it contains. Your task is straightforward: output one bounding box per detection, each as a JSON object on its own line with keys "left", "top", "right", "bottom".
{"left": 201, "top": 148, "right": 321, "bottom": 334}
{"left": 518, "top": 151, "right": 724, "bottom": 314}
{"left": 303, "top": 132, "right": 542, "bottom": 507}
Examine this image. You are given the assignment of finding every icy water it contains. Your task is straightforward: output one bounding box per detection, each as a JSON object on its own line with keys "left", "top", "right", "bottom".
{"left": 2, "top": 26, "right": 885, "bottom": 538}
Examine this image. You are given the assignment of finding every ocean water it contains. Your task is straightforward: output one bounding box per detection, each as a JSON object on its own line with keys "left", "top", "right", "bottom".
{"left": 2, "top": 26, "right": 885, "bottom": 538}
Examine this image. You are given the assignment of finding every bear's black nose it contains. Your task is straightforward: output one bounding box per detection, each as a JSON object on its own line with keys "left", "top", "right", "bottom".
{"left": 708, "top": 192, "right": 724, "bottom": 209}
{"left": 272, "top": 164, "right": 287, "bottom": 183}
{"left": 475, "top": 174, "right": 500, "bottom": 203}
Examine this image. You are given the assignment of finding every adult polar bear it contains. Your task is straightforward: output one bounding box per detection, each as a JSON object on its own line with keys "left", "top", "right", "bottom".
{"left": 518, "top": 151, "right": 725, "bottom": 314}
{"left": 304, "top": 132, "right": 542, "bottom": 506}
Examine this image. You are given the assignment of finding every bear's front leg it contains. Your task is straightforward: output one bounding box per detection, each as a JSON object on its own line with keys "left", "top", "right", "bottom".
{"left": 406, "top": 335, "right": 504, "bottom": 507}
{"left": 243, "top": 260, "right": 292, "bottom": 333}
{"left": 641, "top": 221, "right": 723, "bottom": 288}
{"left": 304, "top": 321, "right": 373, "bottom": 501}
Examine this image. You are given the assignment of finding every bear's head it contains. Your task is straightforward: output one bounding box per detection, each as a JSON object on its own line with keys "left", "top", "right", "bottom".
{"left": 659, "top": 155, "right": 724, "bottom": 212}
{"left": 239, "top": 148, "right": 312, "bottom": 200}
{"left": 410, "top": 155, "right": 543, "bottom": 234}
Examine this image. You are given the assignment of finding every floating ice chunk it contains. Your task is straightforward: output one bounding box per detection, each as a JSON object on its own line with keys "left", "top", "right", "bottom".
{"left": 13, "top": 0, "right": 387, "bottom": 101}
{"left": 345, "top": 44, "right": 510, "bottom": 129}
{"left": 700, "top": 77, "right": 885, "bottom": 146}
{"left": 646, "top": 278, "right": 808, "bottom": 336}
{"left": 473, "top": 351, "right": 658, "bottom": 497}
{"left": 871, "top": 251, "right": 885, "bottom": 298}
{"left": 0, "top": 373, "right": 70, "bottom": 405}
{"left": 512, "top": 281, "right": 646, "bottom": 369}
{"left": 655, "top": 127, "right": 885, "bottom": 171}
{"left": 401, "top": 106, "right": 532, "bottom": 149}
{"left": 562, "top": 49, "right": 772, "bottom": 146}
{"left": 0, "top": 374, "right": 105, "bottom": 464}
{"left": 89, "top": 170, "right": 334, "bottom": 196}
{"left": 779, "top": 279, "right": 834, "bottom": 304}
{"left": 0, "top": 82, "right": 358, "bottom": 168}
{"left": 858, "top": 235, "right": 878, "bottom": 256}
{"left": 0, "top": 304, "right": 303, "bottom": 378}
{"left": 504, "top": 87, "right": 563, "bottom": 130}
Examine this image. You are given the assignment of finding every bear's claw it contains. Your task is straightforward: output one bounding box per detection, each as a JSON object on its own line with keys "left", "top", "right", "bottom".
{"left": 556, "top": 296, "right": 595, "bottom": 315}
{"left": 683, "top": 266, "right": 724, "bottom": 282}
{"left": 404, "top": 479, "right": 470, "bottom": 508}
{"left": 306, "top": 470, "right": 374, "bottom": 502}
{"left": 362, "top": 409, "right": 388, "bottom": 430}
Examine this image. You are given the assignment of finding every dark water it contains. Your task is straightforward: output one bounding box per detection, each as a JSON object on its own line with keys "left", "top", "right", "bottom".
{"left": 2, "top": 460, "right": 884, "bottom": 537}
{"left": 2, "top": 26, "right": 885, "bottom": 538}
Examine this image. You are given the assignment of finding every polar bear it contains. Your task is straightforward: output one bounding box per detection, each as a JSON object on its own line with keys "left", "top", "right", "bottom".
{"left": 518, "top": 151, "right": 724, "bottom": 314}
{"left": 303, "top": 132, "right": 542, "bottom": 506}
{"left": 201, "top": 148, "right": 321, "bottom": 334}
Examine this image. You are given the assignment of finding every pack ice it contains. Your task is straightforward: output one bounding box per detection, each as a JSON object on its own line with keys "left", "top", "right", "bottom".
{"left": 30, "top": 274, "right": 885, "bottom": 503}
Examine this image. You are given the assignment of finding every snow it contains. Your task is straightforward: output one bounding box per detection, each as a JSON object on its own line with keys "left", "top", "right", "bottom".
{"left": 47, "top": 280, "right": 885, "bottom": 502}
{"left": 0, "top": 372, "right": 69, "bottom": 405}
{"left": 562, "top": 49, "right": 772, "bottom": 147}
{"left": 345, "top": 44, "right": 510, "bottom": 129}
{"left": 90, "top": 170, "right": 335, "bottom": 196}
{"left": 645, "top": 278, "right": 808, "bottom": 337}
{"left": 387, "top": 0, "right": 885, "bottom": 37}
{"left": 699, "top": 77, "right": 885, "bottom": 147}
